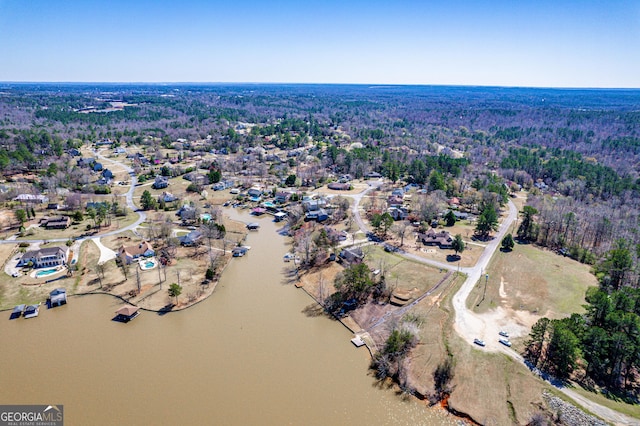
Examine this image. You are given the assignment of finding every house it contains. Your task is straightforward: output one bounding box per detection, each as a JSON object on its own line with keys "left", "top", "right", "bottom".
{"left": 118, "top": 241, "right": 155, "bottom": 264}
{"left": 247, "top": 188, "right": 263, "bottom": 198}
{"left": 391, "top": 188, "right": 405, "bottom": 197}
{"left": 67, "top": 148, "right": 81, "bottom": 157}
{"left": 274, "top": 192, "right": 291, "bottom": 204}
{"left": 76, "top": 158, "right": 95, "bottom": 168}
{"left": 212, "top": 182, "right": 225, "bottom": 191}
{"left": 18, "top": 247, "right": 67, "bottom": 269}
{"left": 179, "top": 230, "right": 203, "bottom": 247}
{"left": 274, "top": 212, "right": 287, "bottom": 222}
{"left": 49, "top": 288, "right": 67, "bottom": 306}
{"left": 160, "top": 192, "right": 177, "bottom": 203}
{"left": 86, "top": 201, "right": 108, "bottom": 211}
{"left": 102, "top": 169, "right": 114, "bottom": 179}
{"left": 305, "top": 209, "right": 328, "bottom": 222}
{"left": 41, "top": 216, "right": 71, "bottom": 229}
{"left": 183, "top": 172, "right": 207, "bottom": 185}
{"left": 387, "top": 207, "right": 407, "bottom": 221}
{"left": 387, "top": 195, "right": 404, "bottom": 207}
{"left": 418, "top": 229, "right": 454, "bottom": 249}
{"left": 14, "top": 194, "right": 49, "bottom": 204}
{"left": 47, "top": 203, "right": 60, "bottom": 210}
{"left": 302, "top": 198, "right": 327, "bottom": 212}
{"left": 340, "top": 247, "right": 364, "bottom": 264}
{"left": 153, "top": 176, "right": 169, "bottom": 189}
{"left": 366, "top": 171, "right": 382, "bottom": 179}
{"left": 95, "top": 139, "right": 113, "bottom": 146}
{"left": 176, "top": 205, "right": 196, "bottom": 221}
{"left": 328, "top": 182, "right": 351, "bottom": 191}
{"left": 114, "top": 147, "right": 127, "bottom": 154}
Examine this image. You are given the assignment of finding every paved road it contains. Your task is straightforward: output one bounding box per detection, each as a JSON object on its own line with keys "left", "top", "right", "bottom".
{"left": 348, "top": 192, "right": 637, "bottom": 425}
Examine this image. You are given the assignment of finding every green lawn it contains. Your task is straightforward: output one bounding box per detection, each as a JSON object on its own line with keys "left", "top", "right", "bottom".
{"left": 468, "top": 243, "right": 597, "bottom": 317}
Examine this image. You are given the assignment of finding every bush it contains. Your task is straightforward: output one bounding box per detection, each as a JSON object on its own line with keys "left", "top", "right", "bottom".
{"left": 205, "top": 268, "right": 214, "bottom": 280}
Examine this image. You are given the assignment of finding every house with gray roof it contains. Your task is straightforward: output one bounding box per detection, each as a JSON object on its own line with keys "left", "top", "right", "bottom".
{"left": 18, "top": 247, "right": 67, "bottom": 269}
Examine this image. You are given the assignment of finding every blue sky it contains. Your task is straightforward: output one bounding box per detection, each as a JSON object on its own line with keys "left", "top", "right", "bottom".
{"left": 0, "top": 0, "right": 639, "bottom": 87}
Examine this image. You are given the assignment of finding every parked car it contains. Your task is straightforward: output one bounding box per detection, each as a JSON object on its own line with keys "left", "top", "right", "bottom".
{"left": 473, "top": 338, "right": 486, "bottom": 347}
{"left": 499, "top": 338, "right": 512, "bottom": 347}
{"left": 499, "top": 331, "right": 509, "bottom": 338}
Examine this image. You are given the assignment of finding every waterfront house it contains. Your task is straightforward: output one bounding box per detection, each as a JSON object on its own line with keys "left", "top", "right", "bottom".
{"left": 305, "top": 209, "right": 329, "bottom": 222}
{"left": 18, "top": 247, "right": 67, "bottom": 269}
{"left": 118, "top": 242, "right": 155, "bottom": 264}
{"left": 49, "top": 288, "right": 67, "bottom": 306}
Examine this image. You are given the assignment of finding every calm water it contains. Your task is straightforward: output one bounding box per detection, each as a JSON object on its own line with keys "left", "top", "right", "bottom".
{"left": 0, "top": 210, "right": 457, "bottom": 425}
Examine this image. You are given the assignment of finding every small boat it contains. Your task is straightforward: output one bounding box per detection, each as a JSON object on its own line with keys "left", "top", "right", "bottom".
{"left": 246, "top": 222, "right": 260, "bottom": 230}
{"left": 23, "top": 304, "right": 40, "bottom": 319}
{"left": 232, "top": 247, "right": 249, "bottom": 257}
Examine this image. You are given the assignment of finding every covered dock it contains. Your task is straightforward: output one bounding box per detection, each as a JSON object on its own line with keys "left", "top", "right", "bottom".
{"left": 10, "top": 304, "right": 25, "bottom": 319}
{"left": 49, "top": 288, "right": 67, "bottom": 307}
{"left": 114, "top": 305, "right": 140, "bottom": 322}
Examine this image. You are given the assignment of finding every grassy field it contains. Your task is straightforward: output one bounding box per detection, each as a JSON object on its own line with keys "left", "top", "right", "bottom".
{"left": 364, "top": 245, "right": 448, "bottom": 293}
{"left": 402, "top": 273, "right": 551, "bottom": 425}
{"left": 571, "top": 385, "right": 640, "bottom": 419}
{"left": 467, "top": 243, "right": 597, "bottom": 318}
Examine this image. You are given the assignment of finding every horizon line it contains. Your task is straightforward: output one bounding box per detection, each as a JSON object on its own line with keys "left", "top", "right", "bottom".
{"left": 1, "top": 81, "right": 639, "bottom": 91}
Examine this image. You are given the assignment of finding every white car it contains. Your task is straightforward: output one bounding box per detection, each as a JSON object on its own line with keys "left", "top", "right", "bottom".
{"left": 499, "top": 338, "right": 512, "bottom": 347}
{"left": 499, "top": 331, "right": 509, "bottom": 338}
{"left": 11, "top": 272, "right": 19, "bottom": 278}
{"left": 473, "top": 339, "right": 486, "bottom": 347}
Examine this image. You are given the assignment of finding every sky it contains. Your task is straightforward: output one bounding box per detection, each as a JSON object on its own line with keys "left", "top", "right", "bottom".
{"left": 0, "top": 0, "right": 639, "bottom": 88}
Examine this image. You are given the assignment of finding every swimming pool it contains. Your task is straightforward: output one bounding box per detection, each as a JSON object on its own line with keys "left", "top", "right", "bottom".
{"left": 201, "top": 213, "right": 212, "bottom": 222}
{"left": 144, "top": 261, "right": 155, "bottom": 268}
{"left": 263, "top": 201, "right": 276, "bottom": 208}
{"left": 36, "top": 268, "right": 58, "bottom": 278}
